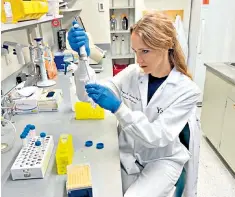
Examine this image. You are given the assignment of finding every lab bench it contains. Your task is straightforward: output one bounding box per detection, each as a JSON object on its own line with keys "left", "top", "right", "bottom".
{"left": 201, "top": 63, "right": 235, "bottom": 173}
{"left": 1, "top": 71, "right": 123, "bottom": 197}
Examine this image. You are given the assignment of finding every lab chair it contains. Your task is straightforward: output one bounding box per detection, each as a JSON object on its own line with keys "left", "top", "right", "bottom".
{"left": 175, "top": 123, "right": 190, "bottom": 197}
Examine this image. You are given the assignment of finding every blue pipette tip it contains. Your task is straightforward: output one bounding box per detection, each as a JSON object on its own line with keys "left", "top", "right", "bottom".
{"left": 85, "top": 141, "right": 93, "bottom": 147}
{"left": 96, "top": 143, "right": 104, "bottom": 149}
{"left": 35, "top": 141, "right": 41, "bottom": 146}
{"left": 40, "top": 132, "right": 46, "bottom": 138}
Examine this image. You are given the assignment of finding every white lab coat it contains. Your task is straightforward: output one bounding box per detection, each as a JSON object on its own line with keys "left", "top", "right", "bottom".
{"left": 74, "top": 63, "right": 201, "bottom": 197}
{"left": 174, "top": 15, "right": 188, "bottom": 61}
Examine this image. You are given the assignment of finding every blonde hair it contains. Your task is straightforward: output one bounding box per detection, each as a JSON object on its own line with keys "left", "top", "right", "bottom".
{"left": 130, "top": 11, "right": 192, "bottom": 79}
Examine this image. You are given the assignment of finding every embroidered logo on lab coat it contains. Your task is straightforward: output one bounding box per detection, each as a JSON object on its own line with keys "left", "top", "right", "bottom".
{"left": 121, "top": 90, "right": 141, "bottom": 104}
{"left": 157, "top": 107, "right": 163, "bottom": 114}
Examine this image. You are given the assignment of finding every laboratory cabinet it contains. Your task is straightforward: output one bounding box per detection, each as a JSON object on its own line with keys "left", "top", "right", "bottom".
{"left": 201, "top": 68, "right": 235, "bottom": 172}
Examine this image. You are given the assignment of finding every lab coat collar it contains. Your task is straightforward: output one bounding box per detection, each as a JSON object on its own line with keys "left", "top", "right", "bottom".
{"left": 138, "top": 66, "right": 180, "bottom": 85}
{"left": 137, "top": 66, "right": 180, "bottom": 110}
{"left": 167, "top": 67, "right": 181, "bottom": 85}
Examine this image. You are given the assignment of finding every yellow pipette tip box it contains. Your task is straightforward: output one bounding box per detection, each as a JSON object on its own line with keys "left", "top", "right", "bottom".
{"left": 74, "top": 102, "right": 105, "bottom": 120}
{"left": 66, "top": 164, "right": 93, "bottom": 197}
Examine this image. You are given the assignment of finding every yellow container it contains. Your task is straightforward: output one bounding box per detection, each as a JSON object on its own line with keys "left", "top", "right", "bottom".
{"left": 1, "top": 0, "right": 48, "bottom": 23}
{"left": 56, "top": 134, "right": 74, "bottom": 175}
{"left": 74, "top": 102, "right": 105, "bottom": 120}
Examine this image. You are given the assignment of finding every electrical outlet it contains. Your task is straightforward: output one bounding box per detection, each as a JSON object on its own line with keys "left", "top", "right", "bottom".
{"left": 98, "top": 2, "right": 104, "bottom": 12}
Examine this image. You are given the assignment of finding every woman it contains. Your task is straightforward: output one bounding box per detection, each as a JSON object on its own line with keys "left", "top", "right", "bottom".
{"left": 68, "top": 11, "right": 201, "bottom": 197}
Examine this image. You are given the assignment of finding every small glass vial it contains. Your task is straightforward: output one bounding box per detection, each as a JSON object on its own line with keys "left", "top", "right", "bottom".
{"left": 35, "top": 140, "right": 42, "bottom": 157}
{"left": 30, "top": 125, "right": 36, "bottom": 138}
{"left": 24, "top": 127, "right": 31, "bottom": 143}
{"left": 20, "top": 133, "right": 27, "bottom": 147}
{"left": 40, "top": 132, "right": 46, "bottom": 149}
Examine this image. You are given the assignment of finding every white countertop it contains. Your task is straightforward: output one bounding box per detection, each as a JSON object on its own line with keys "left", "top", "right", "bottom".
{"left": 1, "top": 55, "right": 123, "bottom": 197}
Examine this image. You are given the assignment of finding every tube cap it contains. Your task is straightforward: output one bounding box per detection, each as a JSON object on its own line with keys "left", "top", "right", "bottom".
{"left": 40, "top": 132, "right": 46, "bottom": 138}
{"left": 96, "top": 143, "right": 104, "bottom": 149}
{"left": 30, "top": 125, "right": 36, "bottom": 130}
{"left": 85, "top": 141, "right": 93, "bottom": 147}
{"left": 35, "top": 141, "right": 41, "bottom": 146}
{"left": 20, "top": 134, "right": 26, "bottom": 139}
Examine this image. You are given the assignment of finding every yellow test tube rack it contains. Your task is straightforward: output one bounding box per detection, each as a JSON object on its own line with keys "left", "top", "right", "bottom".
{"left": 1, "top": 0, "right": 48, "bottom": 23}
{"left": 74, "top": 102, "right": 105, "bottom": 120}
{"left": 56, "top": 134, "right": 74, "bottom": 175}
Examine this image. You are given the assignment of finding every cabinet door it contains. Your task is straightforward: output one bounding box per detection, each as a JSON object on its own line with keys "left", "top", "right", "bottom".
{"left": 219, "top": 98, "right": 235, "bottom": 172}
{"left": 201, "top": 70, "right": 230, "bottom": 149}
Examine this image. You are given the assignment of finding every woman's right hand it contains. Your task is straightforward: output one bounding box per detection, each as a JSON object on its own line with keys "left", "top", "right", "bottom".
{"left": 68, "top": 21, "right": 90, "bottom": 56}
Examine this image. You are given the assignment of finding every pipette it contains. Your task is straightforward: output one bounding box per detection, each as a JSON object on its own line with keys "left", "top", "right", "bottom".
{"left": 73, "top": 19, "right": 96, "bottom": 108}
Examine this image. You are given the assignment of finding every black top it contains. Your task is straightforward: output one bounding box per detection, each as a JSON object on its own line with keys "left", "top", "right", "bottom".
{"left": 147, "top": 74, "right": 168, "bottom": 103}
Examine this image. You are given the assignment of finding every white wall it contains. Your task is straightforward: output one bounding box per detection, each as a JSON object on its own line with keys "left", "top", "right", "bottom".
{"left": 187, "top": 0, "right": 201, "bottom": 74}
{"left": 1, "top": 30, "right": 32, "bottom": 81}
{"left": 135, "top": 0, "right": 146, "bottom": 22}
{"left": 203, "top": 0, "right": 235, "bottom": 62}
{"left": 76, "top": 0, "right": 110, "bottom": 44}
{"left": 144, "top": 0, "right": 191, "bottom": 39}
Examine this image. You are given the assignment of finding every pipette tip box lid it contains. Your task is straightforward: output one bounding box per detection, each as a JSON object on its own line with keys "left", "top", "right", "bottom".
{"left": 66, "top": 164, "right": 93, "bottom": 197}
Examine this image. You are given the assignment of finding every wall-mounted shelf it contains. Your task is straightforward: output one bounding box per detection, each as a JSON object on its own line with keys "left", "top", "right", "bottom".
{"left": 1, "top": 15, "right": 63, "bottom": 33}
{"left": 110, "top": 30, "right": 130, "bottom": 34}
{"left": 59, "top": 2, "right": 68, "bottom": 7}
{"left": 110, "top": 6, "right": 135, "bottom": 9}
{"left": 111, "top": 54, "right": 135, "bottom": 59}
{"left": 60, "top": 8, "right": 82, "bottom": 13}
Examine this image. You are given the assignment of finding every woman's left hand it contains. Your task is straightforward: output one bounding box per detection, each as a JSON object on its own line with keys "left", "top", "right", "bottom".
{"left": 85, "top": 84, "right": 121, "bottom": 113}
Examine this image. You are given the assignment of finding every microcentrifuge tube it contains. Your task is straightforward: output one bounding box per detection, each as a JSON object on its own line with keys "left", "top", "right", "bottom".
{"left": 23, "top": 127, "right": 30, "bottom": 144}
{"left": 40, "top": 132, "right": 46, "bottom": 148}
{"left": 30, "top": 125, "right": 36, "bottom": 138}
{"left": 35, "top": 141, "right": 42, "bottom": 157}
{"left": 20, "top": 134, "right": 27, "bottom": 147}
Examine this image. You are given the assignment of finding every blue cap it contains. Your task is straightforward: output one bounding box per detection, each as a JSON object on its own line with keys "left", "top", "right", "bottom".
{"left": 34, "top": 38, "right": 42, "bottom": 42}
{"left": 30, "top": 125, "right": 35, "bottom": 130}
{"left": 20, "top": 134, "right": 26, "bottom": 139}
{"left": 96, "top": 143, "right": 104, "bottom": 149}
{"left": 26, "top": 124, "right": 31, "bottom": 128}
{"left": 40, "top": 132, "right": 46, "bottom": 138}
{"left": 35, "top": 141, "right": 41, "bottom": 146}
{"left": 24, "top": 127, "right": 30, "bottom": 132}
{"left": 85, "top": 141, "right": 93, "bottom": 147}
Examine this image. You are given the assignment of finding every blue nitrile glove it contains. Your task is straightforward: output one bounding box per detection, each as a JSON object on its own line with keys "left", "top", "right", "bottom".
{"left": 85, "top": 84, "right": 121, "bottom": 113}
{"left": 68, "top": 21, "right": 90, "bottom": 56}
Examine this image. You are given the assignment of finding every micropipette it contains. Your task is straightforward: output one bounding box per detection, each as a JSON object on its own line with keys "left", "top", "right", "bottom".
{"left": 73, "top": 18, "right": 96, "bottom": 108}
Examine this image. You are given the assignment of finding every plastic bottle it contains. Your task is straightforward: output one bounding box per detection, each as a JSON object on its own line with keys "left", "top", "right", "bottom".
{"left": 115, "top": 35, "right": 120, "bottom": 55}
{"left": 112, "top": 35, "right": 116, "bottom": 55}
{"left": 121, "top": 35, "right": 126, "bottom": 55}
{"left": 110, "top": 15, "right": 117, "bottom": 31}
{"left": 121, "top": 14, "right": 128, "bottom": 30}
{"left": 70, "top": 73, "right": 79, "bottom": 112}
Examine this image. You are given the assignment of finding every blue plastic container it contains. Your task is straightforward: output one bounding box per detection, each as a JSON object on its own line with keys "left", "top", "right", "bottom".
{"left": 54, "top": 52, "right": 65, "bottom": 72}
